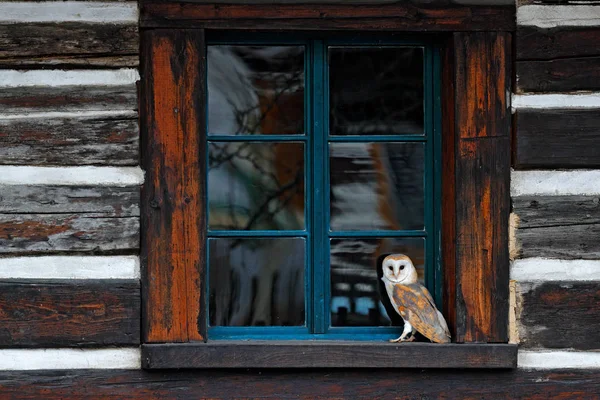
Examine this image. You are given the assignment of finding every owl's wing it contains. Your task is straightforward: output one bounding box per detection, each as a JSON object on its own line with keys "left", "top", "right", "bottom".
{"left": 392, "top": 284, "right": 451, "bottom": 343}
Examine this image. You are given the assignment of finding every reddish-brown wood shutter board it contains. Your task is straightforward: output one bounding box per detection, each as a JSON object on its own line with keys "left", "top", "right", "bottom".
{"left": 141, "top": 29, "right": 207, "bottom": 343}
{"left": 140, "top": 2, "right": 515, "bottom": 31}
{"left": 452, "top": 32, "right": 511, "bottom": 343}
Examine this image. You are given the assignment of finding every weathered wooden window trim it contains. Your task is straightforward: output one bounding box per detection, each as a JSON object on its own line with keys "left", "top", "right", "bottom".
{"left": 140, "top": 2, "right": 516, "bottom": 369}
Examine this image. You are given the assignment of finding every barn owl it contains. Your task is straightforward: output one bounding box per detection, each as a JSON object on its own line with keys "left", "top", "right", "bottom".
{"left": 381, "top": 254, "right": 451, "bottom": 343}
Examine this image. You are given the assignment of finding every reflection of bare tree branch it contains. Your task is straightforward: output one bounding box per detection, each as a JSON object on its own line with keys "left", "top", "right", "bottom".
{"left": 242, "top": 169, "right": 302, "bottom": 231}
{"left": 233, "top": 68, "right": 304, "bottom": 135}
{"left": 209, "top": 141, "right": 303, "bottom": 231}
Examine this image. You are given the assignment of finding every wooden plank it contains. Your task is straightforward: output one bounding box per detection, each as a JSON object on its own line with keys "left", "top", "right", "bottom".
{"left": 0, "top": 85, "right": 137, "bottom": 115}
{"left": 0, "top": 115, "right": 138, "bottom": 166}
{"left": 140, "top": 2, "right": 516, "bottom": 31}
{"left": 517, "top": 26, "right": 600, "bottom": 60}
{"left": 517, "top": 57, "right": 600, "bottom": 93}
{"left": 517, "top": 282, "right": 600, "bottom": 350}
{"left": 0, "top": 214, "right": 139, "bottom": 254}
{"left": 453, "top": 32, "right": 511, "bottom": 343}
{"left": 441, "top": 37, "right": 457, "bottom": 339}
{"left": 454, "top": 32, "right": 511, "bottom": 139}
{"left": 0, "top": 23, "right": 138, "bottom": 68}
{"left": 2, "top": 369, "right": 600, "bottom": 398}
{"left": 142, "top": 0, "right": 513, "bottom": 4}
{"left": 515, "top": 110, "right": 600, "bottom": 169}
{"left": 0, "top": 280, "right": 140, "bottom": 347}
{"left": 513, "top": 195, "right": 600, "bottom": 259}
{"left": 0, "top": 186, "right": 139, "bottom": 215}
{"left": 143, "top": 342, "right": 517, "bottom": 369}
{"left": 140, "top": 29, "right": 206, "bottom": 343}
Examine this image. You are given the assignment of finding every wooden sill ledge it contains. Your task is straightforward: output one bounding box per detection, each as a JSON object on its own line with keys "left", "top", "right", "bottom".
{"left": 142, "top": 342, "right": 517, "bottom": 369}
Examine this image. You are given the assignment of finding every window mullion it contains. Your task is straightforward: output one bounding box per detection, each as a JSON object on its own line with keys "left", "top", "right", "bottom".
{"left": 311, "top": 39, "right": 327, "bottom": 334}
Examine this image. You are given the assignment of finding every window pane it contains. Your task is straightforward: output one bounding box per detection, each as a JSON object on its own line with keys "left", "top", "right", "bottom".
{"left": 208, "top": 142, "right": 305, "bottom": 230}
{"left": 330, "top": 237, "right": 425, "bottom": 327}
{"left": 208, "top": 45, "right": 305, "bottom": 135}
{"left": 329, "top": 47, "right": 424, "bottom": 135}
{"left": 330, "top": 142, "right": 424, "bottom": 231}
{"left": 209, "top": 238, "right": 306, "bottom": 327}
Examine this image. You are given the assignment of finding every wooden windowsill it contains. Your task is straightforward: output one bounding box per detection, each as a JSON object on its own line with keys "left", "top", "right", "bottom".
{"left": 142, "top": 342, "right": 517, "bottom": 369}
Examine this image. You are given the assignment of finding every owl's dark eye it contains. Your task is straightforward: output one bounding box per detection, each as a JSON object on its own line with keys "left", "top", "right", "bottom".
{"left": 400, "top": 265, "right": 405, "bottom": 270}
{"left": 388, "top": 266, "right": 393, "bottom": 271}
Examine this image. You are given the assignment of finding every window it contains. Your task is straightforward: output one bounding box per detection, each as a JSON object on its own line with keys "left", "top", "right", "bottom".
{"left": 205, "top": 35, "right": 441, "bottom": 340}
{"left": 139, "top": 1, "right": 517, "bottom": 369}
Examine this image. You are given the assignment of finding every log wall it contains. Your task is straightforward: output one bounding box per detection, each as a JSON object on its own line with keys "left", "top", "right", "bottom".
{"left": 0, "top": 0, "right": 599, "bottom": 397}
{"left": 511, "top": 0, "right": 600, "bottom": 376}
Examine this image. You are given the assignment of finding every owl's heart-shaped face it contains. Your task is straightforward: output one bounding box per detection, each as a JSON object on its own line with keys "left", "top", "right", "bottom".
{"left": 382, "top": 254, "right": 417, "bottom": 284}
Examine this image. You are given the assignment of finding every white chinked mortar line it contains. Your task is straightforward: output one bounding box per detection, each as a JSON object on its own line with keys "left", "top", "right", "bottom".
{"left": 0, "top": 110, "right": 138, "bottom": 121}
{"left": 0, "top": 69, "right": 139, "bottom": 88}
{"left": 0, "top": 166, "right": 144, "bottom": 187}
{"left": 512, "top": 93, "right": 600, "bottom": 111}
{"left": 518, "top": 350, "right": 600, "bottom": 369}
{"left": 511, "top": 170, "right": 600, "bottom": 196}
{"left": 518, "top": 5, "right": 600, "bottom": 28}
{"left": 0, "top": 2, "right": 138, "bottom": 24}
{"left": 511, "top": 259, "right": 600, "bottom": 282}
{"left": 0, "top": 256, "right": 140, "bottom": 279}
{"left": 0, "top": 348, "right": 141, "bottom": 370}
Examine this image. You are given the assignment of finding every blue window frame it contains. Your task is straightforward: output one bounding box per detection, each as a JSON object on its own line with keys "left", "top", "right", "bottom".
{"left": 206, "top": 33, "right": 441, "bottom": 340}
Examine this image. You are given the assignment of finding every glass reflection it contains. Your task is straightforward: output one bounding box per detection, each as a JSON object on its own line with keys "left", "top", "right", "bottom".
{"left": 330, "top": 238, "right": 425, "bottom": 327}
{"left": 329, "top": 47, "right": 424, "bottom": 135}
{"left": 329, "top": 142, "right": 424, "bottom": 231}
{"left": 209, "top": 238, "right": 305, "bottom": 327}
{"left": 208, "top": 45, "right": 305, "bottom": 135}
{"left": 208, "top": 142, "right": 305, "bottom": 230}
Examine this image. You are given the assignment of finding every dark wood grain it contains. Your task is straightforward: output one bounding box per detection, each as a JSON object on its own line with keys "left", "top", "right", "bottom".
{"left": 0, "top": 86, "right": 137, "bottom": 114}
{"left": 143, "top": 0, "right": 514, "bottom": 4}
{"left": 515, "top": 110, "right": 600, "bottom": 169}
{"left": 0, "top": 186, "right": 139, "bottom": 215}
{"left": 143, "top": 342, "right": 517, "bottom": 369}
{"left": 453, "top": 32, "right": 511, "bottom": 343}
{"left": 141, "top": 29, "right": 206, "bottom": 343}
{"left": 2, "top": 368, "right": 599, "bottom": 399}
{"left": 140, "top": 2, "right": 515, "bottom": 31}
{"left": 517, "top": 57, "right": 600, "bottom": 93}
{"left": 518, "top": 282, "right": 600, "bottom": 350}
{"left": 0, "top": 23, "right": 138, "bottom": 68}
{"left": 515, "top": 23, "right": 600, "bottom": 93}
{"left": 0, "top": 280, "right": 139, "bottom": 347}
{"left": 0, "top": 116, "right": 138, "bottom": 165}
{"left": 513, "top": 195, "right": 600, "bottom": 259}
{"left": 441, "top": 37, "right": 457, "bottom": 340}
{"left": 517, "top": 26, "right": 600, "bottom": 60}
{"left": 0, "top": 214, "right": 139, "bottom": 254}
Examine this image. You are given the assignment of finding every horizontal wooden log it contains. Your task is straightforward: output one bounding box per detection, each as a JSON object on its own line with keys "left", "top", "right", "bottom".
{"left": 0, "top": 214, "right": 139, "bottom": 254}
{"left": 0, "top": 86, "right": 137, "bottom": 115}
{"left": 517, "top": 282, "right": 600, "bottom": 350}
{"left": 517, "top": 57, "right": 600, "bottom": 93}
{"left": 514, "top": 110, "right": 600, "bottom": 169}
{"left": 0, "top": 186, "right": 139, "bottom": 216}
{"left": 517, "top": 26, "right": 600, "bottom": 60}
{"left": 1, "top": 369, "right": 600, "bottom": 398}
{"left": 513, "top": 195, "right": 600, "bottom": 259}
{"left": 140, "top": 2, "right": 516, "bottom": 31}
{"left": 0, "top": 23, "right": 138, "bottom": 68}
{"left": 0, "top": 280, "right": 140, "bottom": 347}
{"left": 0, "top": 115, "right": 139, "bottom": 166}
{"left": 144, "top": 0, "right": 514, "bottom": 4}
{"left": 143, "top": 342, "right": 517, "bottom": 369}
